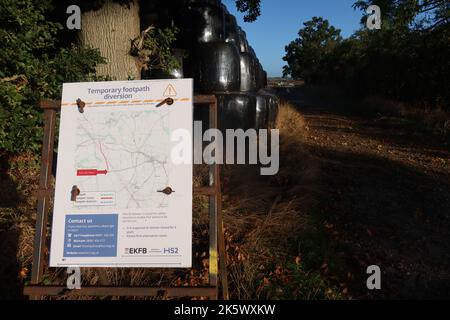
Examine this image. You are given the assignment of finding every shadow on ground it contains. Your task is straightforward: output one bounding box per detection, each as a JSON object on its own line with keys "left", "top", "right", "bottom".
{"left": 278, "top": 86, "right": 450, "bottom": 299}
{"left": 311, "top": 144, "right": 450, "bottom": 299}
{"left": 0, "top": 155, "right": 23, "bottom": 299}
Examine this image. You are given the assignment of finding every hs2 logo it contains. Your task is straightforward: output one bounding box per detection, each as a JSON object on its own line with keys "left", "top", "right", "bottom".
{"left": 164, "top": 248, "right": 179, "bottom": 254}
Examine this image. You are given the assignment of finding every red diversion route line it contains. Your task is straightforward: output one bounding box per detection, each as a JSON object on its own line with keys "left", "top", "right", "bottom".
{"left": 98, "top": 141, "right": 110, "bottom": 171}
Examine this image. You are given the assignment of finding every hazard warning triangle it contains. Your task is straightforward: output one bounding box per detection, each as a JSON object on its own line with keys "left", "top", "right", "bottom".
{"left": 163, "top": 84, "right": 177, "bottom": 97}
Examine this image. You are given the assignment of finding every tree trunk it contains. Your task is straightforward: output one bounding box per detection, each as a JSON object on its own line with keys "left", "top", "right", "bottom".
{"left": 79, "top": 0, "right": 141, "bottom": 80}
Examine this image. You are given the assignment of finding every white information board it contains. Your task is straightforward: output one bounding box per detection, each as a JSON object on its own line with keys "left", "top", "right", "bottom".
{"left": 49, "top": 79, "right": 193, "bottom": 268}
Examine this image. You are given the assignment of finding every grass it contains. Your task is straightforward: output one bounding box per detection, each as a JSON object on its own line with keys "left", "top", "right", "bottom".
{"left": 0, "top": 156, "right": 213, "bottom": 298}
{"left": 280, "top": 84, "right": 450, "bottom": 139}
{"left": 221, "top": 101, "right": 344, "bottom": 299}
{"left": 359, "top": 96, "right": 450, "bottom": 136}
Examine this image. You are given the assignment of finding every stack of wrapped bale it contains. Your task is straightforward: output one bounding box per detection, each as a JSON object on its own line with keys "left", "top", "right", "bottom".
{"left": 142, "top": 0, "right": 279, "bottom": 131}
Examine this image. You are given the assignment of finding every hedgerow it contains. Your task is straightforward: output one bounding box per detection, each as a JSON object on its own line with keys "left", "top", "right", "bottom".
{"left": 0, "top": 0, "right": 104, "bottom": 154}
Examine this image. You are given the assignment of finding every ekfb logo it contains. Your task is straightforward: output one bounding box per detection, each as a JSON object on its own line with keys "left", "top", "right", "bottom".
{"left": 125, "top": 248, "right": 148, "bottom": 255}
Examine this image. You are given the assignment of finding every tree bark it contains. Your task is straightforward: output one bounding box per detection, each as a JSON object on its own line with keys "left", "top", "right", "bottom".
{"left": 79, "top": 0, "right": 141, "bottom": 80}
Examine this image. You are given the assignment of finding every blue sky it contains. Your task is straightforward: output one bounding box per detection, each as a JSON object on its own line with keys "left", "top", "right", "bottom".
{"left": 223, "top": 0, "right": 363, "bottom": 77}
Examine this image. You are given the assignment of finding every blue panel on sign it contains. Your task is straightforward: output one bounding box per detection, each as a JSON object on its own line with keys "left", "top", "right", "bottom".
{"left": 63, "top": 214, "right": 118, "bottom": 258}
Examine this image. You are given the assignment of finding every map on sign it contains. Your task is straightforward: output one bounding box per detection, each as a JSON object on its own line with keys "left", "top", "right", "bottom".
{"left": 49, "top": 79, "right": 193, "bottom": 268}
{"left": 74, "top": 109, "right": 170, "bottom": 209}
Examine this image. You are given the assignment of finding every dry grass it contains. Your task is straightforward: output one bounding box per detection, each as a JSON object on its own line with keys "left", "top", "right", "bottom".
{"left": 0, "top": 154, "right": 39, "bottom": 266}
{"left": 361, "top": 95, "right": 450, "bottom": 135}
{"left": 1, "top": 101, "right": 341, "bottom": 300}
{"left": 223, "top": 195, "right": 309, "bottom": 299}
{"left": 221, "top": 101, "right": 340, "bottom": 299}
{"left": 0, "top": 156, "right": 213, "bottom": 298}
{"left": 276, "top": 100, "right": 307, "bottom": 134}
{"left": 0, "top": 153, "right": 40, "bottom": 298}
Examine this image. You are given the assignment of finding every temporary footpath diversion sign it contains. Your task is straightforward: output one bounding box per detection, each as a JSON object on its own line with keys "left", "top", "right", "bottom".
{"left": 52, "top": 80, "right": 193, "bottom": 268}
{"left": 24, "top": 79, "right": 229, "bottom": 299}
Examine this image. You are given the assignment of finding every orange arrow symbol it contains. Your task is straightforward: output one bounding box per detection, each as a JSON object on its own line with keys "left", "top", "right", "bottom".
{"left": 77, "top": 169, "right": 108, "bottom": 176}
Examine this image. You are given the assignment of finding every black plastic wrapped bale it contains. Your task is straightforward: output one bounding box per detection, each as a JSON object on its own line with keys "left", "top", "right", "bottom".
{"left": 240, "top": 53, "right": 257, "bottom": 92}
{"left": 249, "top": 46, "right": 256, "bottom": 58}
{"left": 142, "top": 49, "right": 185, "bottom": 79}
{"left": 225, "top": 14, "right": 241, "bottom": 49}
{"left": 256, "top": 94, "right": 269, "bottom": 130}
{"left": 255, "top": 62, "right": 264, "bottom": 90}
{"left": 238, "top": 27, "right": 249, "bottom": 53}
{"left": 141, "top": 1, "right": 189, "bottom": 48}
{"left": 217, "top": 93, "right": 256, "bottom": 131}
{"left": 267, "top": 94, "right": 279, "bottom": 129}
{"left": 221, "top": 3, "right": 229, "bottom": 14}
{"left": 143, "top": 68, "right": 182, "bottom": 79}
{"left": 190, "top": 42, "right": 241, "bottom": 93}
{"left": 182, "top": 4, "right": 225, "bottom": 44}
{"left": 194, "top": 102, "right": 210, "bottom": 134}
{"left": 258, "top": 64, "right": 267, "bottom": 90}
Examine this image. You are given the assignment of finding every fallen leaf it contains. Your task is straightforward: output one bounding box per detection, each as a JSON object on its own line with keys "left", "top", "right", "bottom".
{"left": 18, "top": 267, "right": 28, "bottom": 279}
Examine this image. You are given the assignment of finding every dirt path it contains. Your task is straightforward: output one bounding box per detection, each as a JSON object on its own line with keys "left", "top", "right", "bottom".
{"left": 279, "top": 86, "right": 450, "bottom": 299}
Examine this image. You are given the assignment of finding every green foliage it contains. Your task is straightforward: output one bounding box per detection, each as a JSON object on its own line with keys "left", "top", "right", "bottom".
{"left": 354, "top": 0, "right": 450, "bottom": 30}
{"left": 69, "top": 0, "right": 133, "bottom": 13}
{"left": 131, "top": 24, "right": 180, "bottom": 73}
{"left": 235, "top": 0, "right": 261, "bottom": 22}
{"left": 0, "top": 0, "right": 105, "bottom": 154}
{"left": 283, "top": 1, "right": 450, "bottom": 109}
{"left": 257, "top": 261, "right": 342, "bottom": 300}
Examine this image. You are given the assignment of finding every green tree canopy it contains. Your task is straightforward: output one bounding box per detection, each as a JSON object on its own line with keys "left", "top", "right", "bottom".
{"left": 0, "top": 0, "right": 264, "bottom": 154}
{"left": 282, "top": 1, "right": 449, "bottom": 109}
{"left": 235, "top": 0, "right": 261, "bottom": 22}
{"left": 282, "top": 17, "right": 342, "bottom": 83}
{"left": 353, "top": 0, "right": 450, "bottom": 30}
